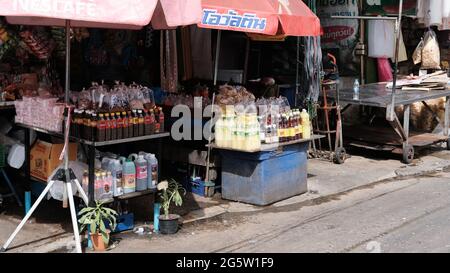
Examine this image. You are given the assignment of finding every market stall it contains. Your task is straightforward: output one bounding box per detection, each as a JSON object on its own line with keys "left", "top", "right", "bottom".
{"left": 195, "top": 0, "right": 322, "bottom": 205}
{"left": 0, "top": 0, "right": 203, "bottom": 253}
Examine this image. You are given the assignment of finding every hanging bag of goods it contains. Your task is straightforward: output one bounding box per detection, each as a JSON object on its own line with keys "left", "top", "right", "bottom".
{"left": 19, "top": 27, "right": 55, "bottom": 60}
{"left": 421, "top": 29, "right": 441, "bottom": 70}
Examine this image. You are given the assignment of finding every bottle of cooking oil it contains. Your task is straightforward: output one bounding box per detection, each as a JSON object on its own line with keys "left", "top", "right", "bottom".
{"left": 300, "top": 109, "right": 311, "bottom": 139}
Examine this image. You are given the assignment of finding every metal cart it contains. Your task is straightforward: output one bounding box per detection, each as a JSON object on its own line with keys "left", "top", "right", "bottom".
{"left": 334, "top": 83, "right": 450, "bottom": 163}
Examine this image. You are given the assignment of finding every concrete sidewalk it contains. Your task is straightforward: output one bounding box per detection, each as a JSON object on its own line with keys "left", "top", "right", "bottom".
{"left": 2, "top": 149, "right": 450, "bottom": 252}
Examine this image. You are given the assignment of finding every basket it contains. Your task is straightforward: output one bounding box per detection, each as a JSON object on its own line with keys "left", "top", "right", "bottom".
{"left": 0, "top": 144, "right": 5, "bottom": 168}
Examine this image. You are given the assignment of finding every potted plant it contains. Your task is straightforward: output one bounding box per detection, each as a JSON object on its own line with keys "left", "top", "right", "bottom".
{"left": 157, "top": 179, "right": 186, "bottom": 234}
{"left": 78, "top": 200, "right": 118, "bottom": 251}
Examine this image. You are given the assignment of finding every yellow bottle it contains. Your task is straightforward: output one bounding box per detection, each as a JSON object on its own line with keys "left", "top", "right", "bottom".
{"left": 300, "top": 109, "right": 311, "bottom": 139}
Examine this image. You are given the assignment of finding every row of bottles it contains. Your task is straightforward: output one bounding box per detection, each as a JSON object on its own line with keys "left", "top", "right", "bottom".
{"left": 71, "top": 107, "right": 165, "bottom": 142}
{"left": 215, "top": 107, "right": 311, "bottom": 151}
{"left": 215, "top": 107, "right": 261, "bottom": 151}
{"left": 82, "top": 151, "right": 158, "bottom": 201}
{"left": 277, "top": 109, "right": 311, "bottom": 142}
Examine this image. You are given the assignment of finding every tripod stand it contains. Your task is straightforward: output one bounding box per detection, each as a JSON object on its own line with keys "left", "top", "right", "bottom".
{"left": 0, "top": 21, "right": 88, "bottom": 253}
{"left": 0, "top": 167, "right": 88, "bottom": 253}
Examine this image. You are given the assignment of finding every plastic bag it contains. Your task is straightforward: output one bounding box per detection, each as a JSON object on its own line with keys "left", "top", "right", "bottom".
{"left": 412, "top": 38, "right": 424, "bottom": 65}
{"left": 77, "top": 88, "right": 92, "bottom": 109}
{"left": 368, "top": 20, "right": 395, "bottom": 58}
{"left": 421, "top": 30, "right": 441, "bottom": 70}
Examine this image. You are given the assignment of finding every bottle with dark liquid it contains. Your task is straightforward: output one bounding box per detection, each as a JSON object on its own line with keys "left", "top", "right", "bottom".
{"left": 116, "top": 112, "right": 123, "bottom": 140}
{"left": 90, "top": 112, "right": 97, "bottom": 142}
{"left": 127, "top": 111, "right": 134, "bottom": 138}
{"left": 104, "top": 113, "right": 111, "bottom": 141}
{"left": 82, "top": 110, "right": 91, "bottom": 140}
{"left": 158, "top": 107, "right": 164, "bottom": 132}
{"left": 137, "top": 109, "right": 144, "bottom": 136}
{"left": 110, "top": 112, "right": 117, "bottom": 141}
{"left": 122, "top": 111, "right": 129, "bottom": 139}
{"left": 132, "top": 109, "right": 139, "bottom": 137}
{"left": 97, "top": 113, "right": 106, "bottom": 142}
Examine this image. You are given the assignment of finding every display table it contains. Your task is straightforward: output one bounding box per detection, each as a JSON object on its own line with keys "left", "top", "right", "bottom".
{"left": 331, "top": 83, "right": 450, "bottom": 163}
{"left": 16, "top": 123, "right": 169, "bottom": 207}
{"left": 210, "top": 136, "right": 321, "bottom": 206}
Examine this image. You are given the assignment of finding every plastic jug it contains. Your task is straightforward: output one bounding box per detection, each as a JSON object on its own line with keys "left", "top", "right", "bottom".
{"left": 129, "top": 153, "right": 148, "bottom": 191}
{"left": 300, "top": 109, "right": 311, "bottom": 139}
{"left": 147, "top": 154, "right": 158, "bottom": 189}
{"left": 109, "top": 158, "right": 124, "bottom": 196}
{"left": 120, "top": 156, "right": 136, "bottom": 194}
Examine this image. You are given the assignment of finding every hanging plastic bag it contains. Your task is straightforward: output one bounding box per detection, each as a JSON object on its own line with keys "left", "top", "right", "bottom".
{"left": 421, "top": 29, "right": 441, "bottom": 70}
{"left": 368, "top": 20, "right": 395, "bottom": 58}
{"left": 377, "top": 58, "right": 393, "bottom": 82}
{"left": 412, "top": 38, "right": 424, "bottom": 65}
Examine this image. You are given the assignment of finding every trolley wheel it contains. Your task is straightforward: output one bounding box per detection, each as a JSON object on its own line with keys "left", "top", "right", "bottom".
{"left": 446, "top": 138, "right": 450, "bottom": 151}
{"left": 402, "top": 144, "right": 414, "bottom": 164}
{"left": 333, "top": 147, "right": 346, "bottom": 164}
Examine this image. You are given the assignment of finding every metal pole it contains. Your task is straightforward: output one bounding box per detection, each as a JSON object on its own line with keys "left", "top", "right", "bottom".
{"left": 331, "top": 15, "right": 397, "bottom": 20}
{"left": 62, "top": 20, "right": 71, "bottom": 208}
{"left": 213, "top": 30, "right": 222, "bottom": 85}
{"left": 295, "top": 36, "right": 300, "bottom": 107}
{"left": 387, "top": 0, "right": 403, "bottom": 122}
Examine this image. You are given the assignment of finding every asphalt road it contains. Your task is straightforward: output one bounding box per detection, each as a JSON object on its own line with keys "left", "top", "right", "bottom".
{"left": 109, "top": 171, "right": 450, "bottom": 253}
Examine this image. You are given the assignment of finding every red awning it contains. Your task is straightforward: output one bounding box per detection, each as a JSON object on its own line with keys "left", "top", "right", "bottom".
{"left": 198, "top": 0, "right": 321, "bottom": 36}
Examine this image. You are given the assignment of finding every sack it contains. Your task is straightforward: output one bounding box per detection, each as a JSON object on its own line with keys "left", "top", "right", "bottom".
{"left": 421, "top": 30, "right": 441, "bottom": 69}
{"left": 413, "top": 38, "right": 424, "bottom": 65}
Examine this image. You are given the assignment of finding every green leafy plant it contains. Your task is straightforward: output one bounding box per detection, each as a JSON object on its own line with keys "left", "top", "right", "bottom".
{"left": 158, "top": 179, "right": 186, "bottom": 220}
{"left": 78, "top": 201, "right": 118, "bottom": 244}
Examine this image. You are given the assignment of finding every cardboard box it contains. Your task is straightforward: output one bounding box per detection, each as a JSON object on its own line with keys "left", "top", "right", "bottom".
{"left": 30, "top": 140, "right": 77, "bottom": 181}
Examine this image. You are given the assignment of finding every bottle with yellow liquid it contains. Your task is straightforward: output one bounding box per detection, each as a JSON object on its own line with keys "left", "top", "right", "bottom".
{"left": 300, "top": 109, "right": 311, "bottom": 139}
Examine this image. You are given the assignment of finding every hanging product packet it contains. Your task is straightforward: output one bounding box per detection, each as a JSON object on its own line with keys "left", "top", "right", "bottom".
{"left": 77, "top": 88, "right": 93, "bottom": 110}
{"left": 128, "top": 82, "right": 145, "bottom": 110}
{"left": 413, "top": 38, "right": 424, "bottom": 65}
{"left": 421, "top": 29, "right": 441, "bottom": 70}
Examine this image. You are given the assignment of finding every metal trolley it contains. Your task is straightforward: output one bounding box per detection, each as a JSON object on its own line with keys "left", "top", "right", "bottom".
{"left": 311, "top": 80, "right": 346, "bottom": 164}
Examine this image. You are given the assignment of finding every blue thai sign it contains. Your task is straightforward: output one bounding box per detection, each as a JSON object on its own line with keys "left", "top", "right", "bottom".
{"left": 201, "top": 9, "right": 267, "bottom": 32}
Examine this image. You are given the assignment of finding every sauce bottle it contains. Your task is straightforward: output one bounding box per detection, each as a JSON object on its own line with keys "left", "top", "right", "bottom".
{"left": 110, "top": 112, "right": 117, "bottom": 141}
{"left": 137, "top": 109, "right": 144, "bottom": 136}
{"left": 83, "top": 110, "right": 92, "bottom": 141}
{"left": 116, "top": 112, "right": 123, "bottom": 140}
{"left": 96, "top": 113, "right": 106, "bottom": 142}
{"left": 122, "top": 111, "right": 129, "bottom": 139}
{"left": 90, "top": 112, "right": 97, "bottom": 142}
{"left": 104, "top": 113, "right": 111, "bottom": 141}
{"left": 158, "top": 107, "right": 164, "bottom": 132}
{"left": 127, "top": 111, "right": 134, "bottom": 138}
{"left": 132, "top": 109, "right": 139, "bottom": 137}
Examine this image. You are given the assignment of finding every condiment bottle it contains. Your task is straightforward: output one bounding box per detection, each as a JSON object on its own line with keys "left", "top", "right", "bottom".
{"left": 132, "top": 109, "right": 139, "bottom": 137}
{"left": 104, "top": 113, "right": 111, "bottom": 141}
{"left": 122, "top": 111, "right": 129, "bottom": 139}
{"left": 158, "top": 107, "right": 164, "bottom": 132}
{"left": 127, "top": 111, "right": 134, "bottom": 138}
{"left": 116, "top": 112, "right": 123, "bottom": 140}
{"left": 90, "top": 112, "right": 97, "bottom": 142}
{"left": 154, "top": 108, "right": 160, "bottom": 133}
{"left": 300, "top": 109, "right": 311, "bottom": 139}
{"left": 137, "top": 109, "right": 144, "bottom": 136}
{"left": 96, "top": 113, "right": 106, "bottom": 142}
{"left": 110, "top": 112, "right": 117, "bottom": 141}
{"left": 83, "top": 110, "right": 92, "bottom": 141}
